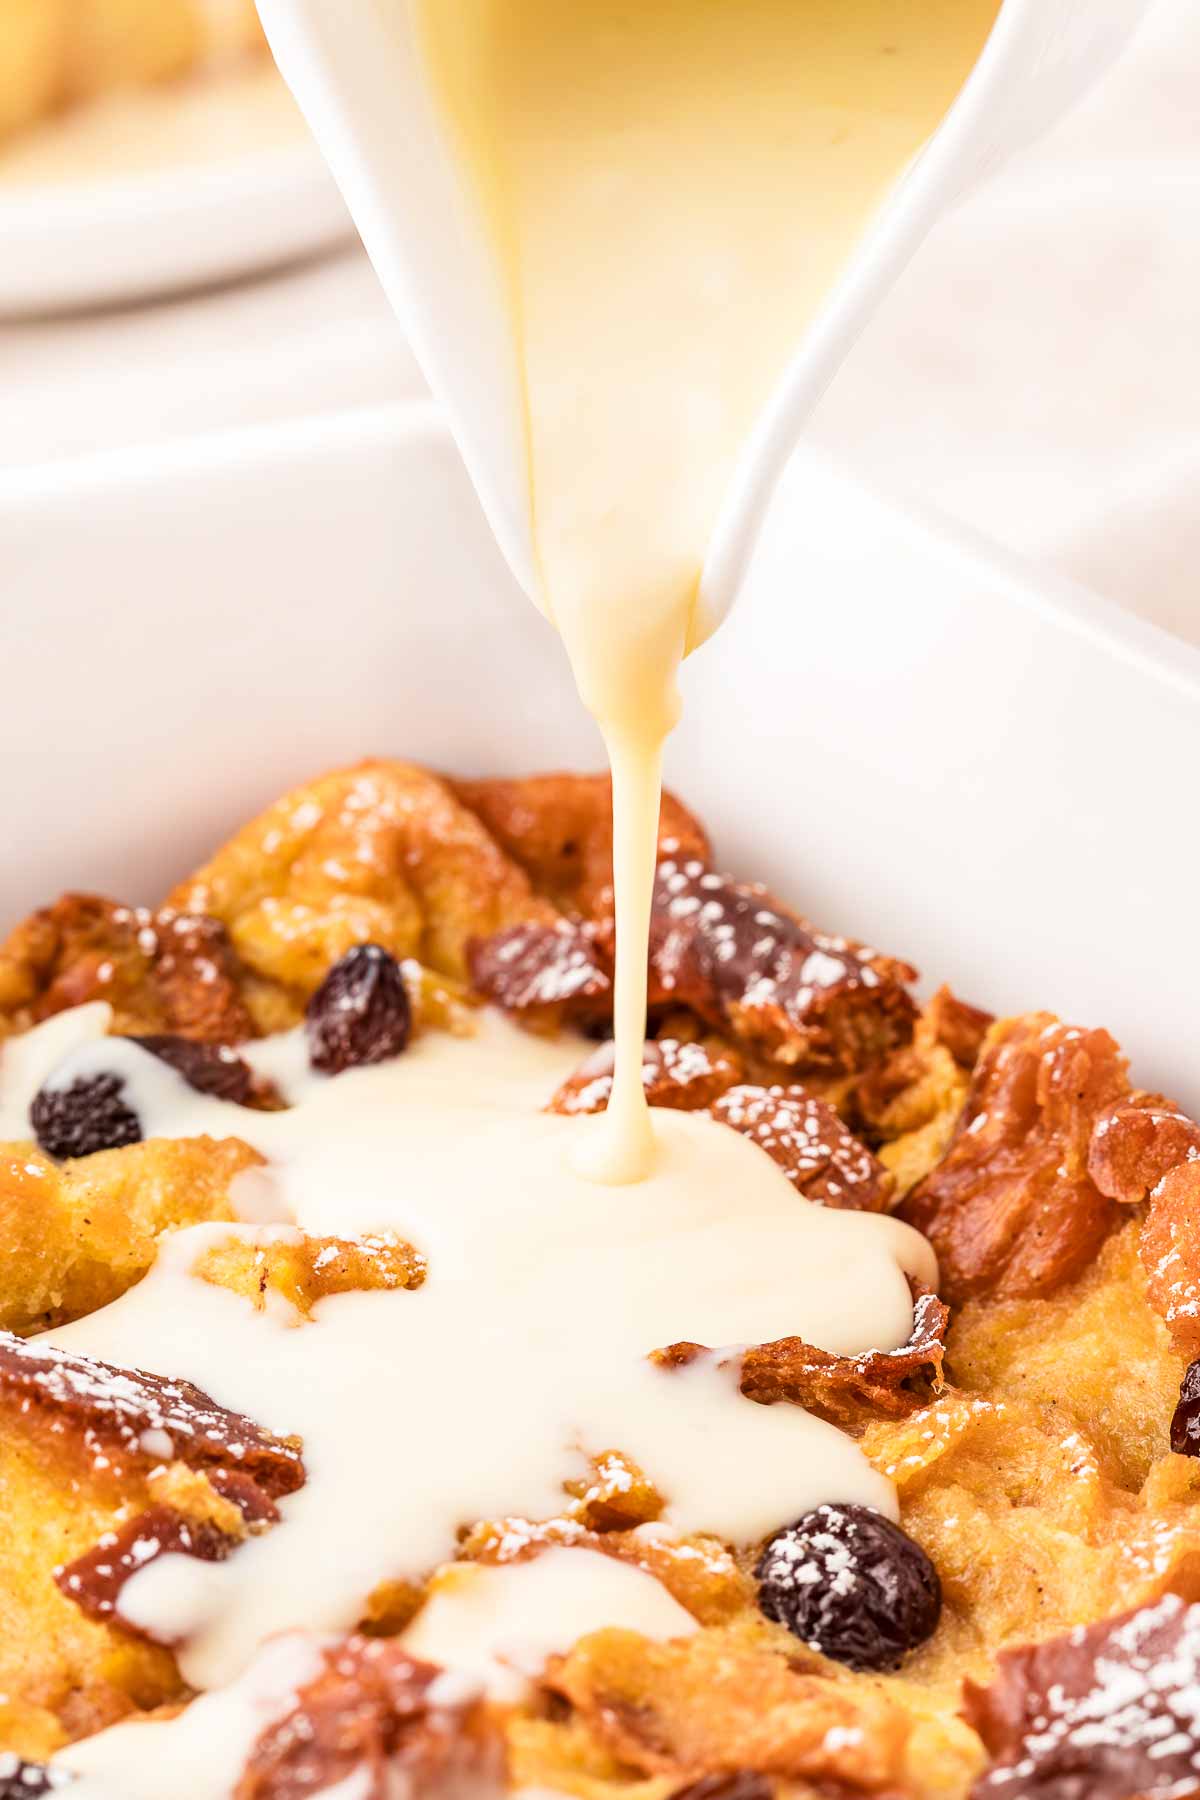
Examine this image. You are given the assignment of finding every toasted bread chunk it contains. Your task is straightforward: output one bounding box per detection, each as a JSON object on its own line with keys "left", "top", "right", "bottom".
{"left": 647, "top": 860, "right": 916, "bottom": 1075}
{"left": 549, "top": 1040, "right": 892, "bottom": 1208}
{"left": 1089, "top": 1093, "right": 1200, "bottom": 1205}
{"left": 453, "top": 772, "right": 709, "bottom": 922}
{"left": 1137, "top": 1155, "right": 1200, "bottom": 1358}
{"left": 652, "top": 1287, "right": 947, "bottom": 1431}
{"left": 56, "top": 1465, "right": 278, "bottom": 1641}
{"left": 168, "top": 762, "right": 559, "bottom": 1023}
{"left": 963, "top": 1593, "right": 1200, "bottom": 1800}
{"left": 0, "top": 1331, "right": 303, "bottom": 1494}
{"left": 862, "top": 1372, "right": 1200, "bottom": 1695}
{"left": 475, "top": 856, "right": 917, "bottom": 1075}
{"left": 854, "top": 989, "right": 985, "bottom": 1198}
{"left": 949, "top": 1218, "right": 1184, "bottom": 1492}
{"left": 549, "top": 1036, "right": 745, "bottom": 1116}
{"left": 461, "top": 1517, "right": 750, "bottom": 1628}
{"left": 469, "top": 918, "right": 612, "bottom": 1033}
{"left": 711, "top": 1085, "right": 895, "bottom": 1211}
{"left": 0, "top": 1136, "right": 258, "bottom": 1335}
{"left": 736, "top": 1288, "right": 948, "bottom": 1421}
{"left": 901, "top": 1014, "right": 1129, "bottom": 1303}
{"left": 195, "top": 1230, "right": 425, "bottom": 1320}
{"left": 0, "top": 1332, "right": 302, "bottom": 1740}
{"left": 1088, "top": 1094, "right": 1200, "bottom": 1356}
{"left": 235, "top": 1637, "right": 505, "bottom": 1800}
{"left": 548, "top": 1630, "right": 912, "bottom": 1791}
{"left": 0, "top": 895, "right": 254, "bottom": 1045}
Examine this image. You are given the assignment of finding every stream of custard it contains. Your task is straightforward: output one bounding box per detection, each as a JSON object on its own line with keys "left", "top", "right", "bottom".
{"left": 415, "top": 0, "right": 1002, "bottom": 1183}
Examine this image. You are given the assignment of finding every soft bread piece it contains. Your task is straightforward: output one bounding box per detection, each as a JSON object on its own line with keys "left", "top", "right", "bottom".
{"left": 0, "top": 1137, "right": 257, "bottom": 1335}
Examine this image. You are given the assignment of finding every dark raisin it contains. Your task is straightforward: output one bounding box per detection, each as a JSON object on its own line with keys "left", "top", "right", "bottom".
{"left": 755, "top": 1502, "right": 940, "bottom": 1671}
{"left": 0, "top": 1761, "right": 69, "bottom": 1797}
{"left": 30, "top": 1074, "right": 142, "bottom": 1161}
{"left": 669, "top": 1778, "right": 773, "bottom": 1800}
{"left": 1171, "top": 1359, "right": 1200, "bottom": 1456}
{"left": 305, "top": 944, "right": 411, "bottom": 1075}
{"left": 128, "top": 1034, "right": 255, "bottom": 1105}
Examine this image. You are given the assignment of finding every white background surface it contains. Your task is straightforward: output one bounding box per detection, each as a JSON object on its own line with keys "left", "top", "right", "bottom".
{"left": 0, "top": 0, "right": 1196, "bottom": 645}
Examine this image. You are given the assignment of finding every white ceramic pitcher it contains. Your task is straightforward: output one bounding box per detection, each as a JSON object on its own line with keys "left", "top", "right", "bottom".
{"left": 256, "top": 0, "right": 1154, "bottom": 638}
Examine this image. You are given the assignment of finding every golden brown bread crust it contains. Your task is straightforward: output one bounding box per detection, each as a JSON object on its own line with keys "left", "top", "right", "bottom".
{"left": 453, "top": 772, "right": 711, "bottom": 924}
{"left": 193, "top": 1229, "right": 427, "bottom": 1320}
{"left": 644, "top": 861, "right": 917, "bottom": 1077}
{"left": 0, "top": 1327, "right": 304, "bottom": 1744}
{"left": 0, "top": 762, "right": 1198, "bottom": 1800}
{"left": 900, "top": 1014, "right": 1130, "bottom": 1303}
{"left": 0, "top": 894, "right": 254, "bottom": 1044}
{"left": 651, "top": 1286, "right": 947, "bottom": 1431}
{"left": 549, "top": 1038, "right": 896, "bottom": 1210}
{"left": 547, "top": 1631, "right": 913, "bottom": 1793}
{"left": 549, "top": 1034, "right": 746, "bottom": 1116}
{"left": 960, "top": 1592, "right": 1200, "bottom": 1800}
{"left": 0, "top": 1136, "right": 258, "bottom": 1335}
{"left": 472, "top": 860, "right": 920, "bottom": 1077}
{"left": 733, "top": 1289, "right": 948, "bottom": 1423}
{"left": 462, "top": 1510, "right": 751, "bottom": 1628}
{"left": 1088, "top": 1095, "right": 1200, "bottom": 1356}
{"left": 166, "top": 761, "right": 558, "bottom": 1030}
{"left": 235, "top": 1637, "right": 506, "bottom": 1800}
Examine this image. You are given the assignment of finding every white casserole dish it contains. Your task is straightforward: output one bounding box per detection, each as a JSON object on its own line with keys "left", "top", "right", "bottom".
{"left": 1, "top": 399, "right": 1197, "bottom": 1105}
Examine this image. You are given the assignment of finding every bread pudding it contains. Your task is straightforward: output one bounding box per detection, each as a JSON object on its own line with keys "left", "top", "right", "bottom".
{"left": 0, "top": 760, "right": 1195, "bottom": 1799}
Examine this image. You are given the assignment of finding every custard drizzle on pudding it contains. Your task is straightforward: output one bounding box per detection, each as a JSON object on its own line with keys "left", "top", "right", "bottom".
{"left": 10, "top": 1003, "right": 931, "bottom": 1689}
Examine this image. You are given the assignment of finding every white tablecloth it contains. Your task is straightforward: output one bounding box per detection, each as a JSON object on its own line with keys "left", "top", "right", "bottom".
{"left": 1, "top": 0, "right": 1196, "bottom": 646}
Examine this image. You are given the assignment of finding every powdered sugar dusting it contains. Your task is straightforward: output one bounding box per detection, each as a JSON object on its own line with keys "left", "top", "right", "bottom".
{"left": 969, "top": 1593, "right": 1200, "bottom": 1798}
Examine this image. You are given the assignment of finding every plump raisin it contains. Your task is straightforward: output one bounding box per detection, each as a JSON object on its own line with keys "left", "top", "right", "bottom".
{"left": 0, "top": 1761, "right": 68, "bottom": 1797}
{"left": 129, "top": 1033, "right": 254, "bottom": 1104}
{"left": 30, "top": 1074, "right": 142, "bottom": 1160}
{"left": 305, "top": 945, "right": 411, "bottom": 1075}
{"left": 755, "top": 1502, "right": 940, "bottom": 1671}
{"left": 1171, "top": 1359, "right": 1200, "bottom": 1456}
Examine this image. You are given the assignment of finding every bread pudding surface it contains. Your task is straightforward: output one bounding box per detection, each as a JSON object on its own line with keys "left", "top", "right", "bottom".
{"left": 0, "top": 761, "right": 1197, "bottom": 1800}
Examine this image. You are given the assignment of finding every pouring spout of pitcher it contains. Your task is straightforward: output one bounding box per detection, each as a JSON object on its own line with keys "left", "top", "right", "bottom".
{"left": 256, "top": 0, "right": 542, "bottom": 603}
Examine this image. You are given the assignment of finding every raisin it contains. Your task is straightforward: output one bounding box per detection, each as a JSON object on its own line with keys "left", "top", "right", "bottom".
{"left": 1171, "top": 1359, "right": 1200, "bottom": 1456}
{"left": 30, "top": 1073, "right": 141, "bottom": 1160}
{"left": 129, "top": 1033, "right": 254, "bottom": 1104}
{"left": 0, "top": 1762, "right": 68, "bottom": 1798}
{"left": 755, "top": 1503, "right": 940, "bottom": 1671}
{"left": 305, "top": 945, "right": 411, "bottom": 1075}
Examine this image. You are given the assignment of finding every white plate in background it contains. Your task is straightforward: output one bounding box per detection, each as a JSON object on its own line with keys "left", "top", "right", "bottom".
{"left": 0, "top": 401, "right": 1196, "bottom": 1106}
{"left": 0, "top": 65, "right": 352, "bottom": 315}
